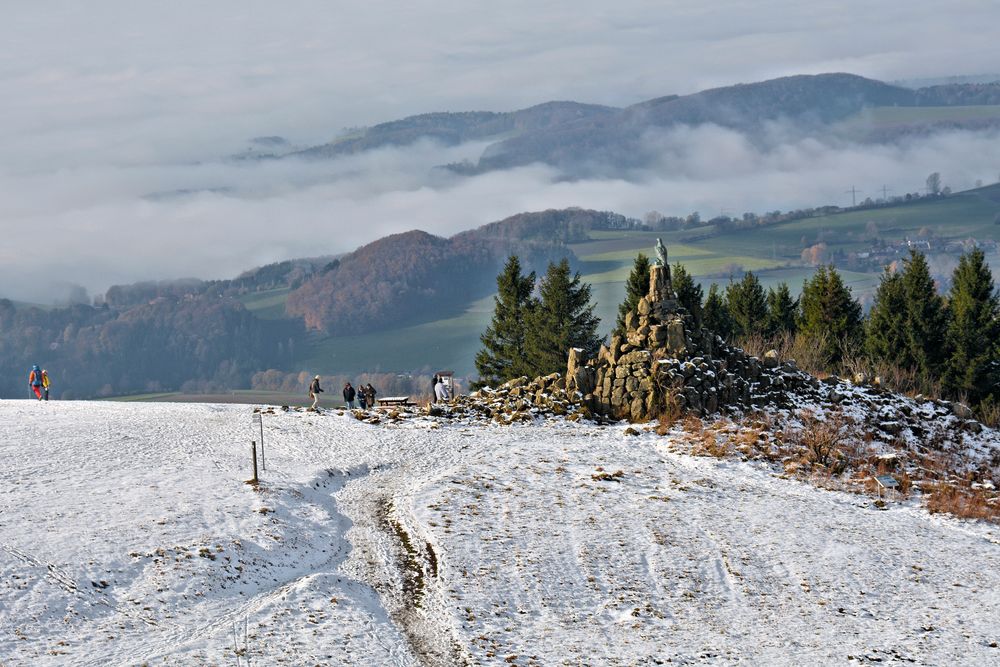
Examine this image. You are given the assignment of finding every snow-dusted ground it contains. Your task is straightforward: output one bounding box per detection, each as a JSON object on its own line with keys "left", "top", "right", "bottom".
{"left": 2, "top": 400, "right": 999, "bottom": 665}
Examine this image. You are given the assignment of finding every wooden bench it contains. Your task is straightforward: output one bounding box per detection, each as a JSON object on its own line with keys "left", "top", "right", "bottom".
{"left": 377, "top": 396, "right": 414, "bottom": 408}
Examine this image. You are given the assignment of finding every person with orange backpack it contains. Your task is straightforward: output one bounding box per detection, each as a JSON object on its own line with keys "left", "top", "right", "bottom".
{"left": 28, "top": 365, "right": 43, "bottom": 400}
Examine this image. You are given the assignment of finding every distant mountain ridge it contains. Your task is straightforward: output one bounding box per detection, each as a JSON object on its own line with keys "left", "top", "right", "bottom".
{"left": 293, "top": 101, "right": 617, "bottom": 159}
{"left": 295, "top": 73, "right": 1000, "bottom": 176}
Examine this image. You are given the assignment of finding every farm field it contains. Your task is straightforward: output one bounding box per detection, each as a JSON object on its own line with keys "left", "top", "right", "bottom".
{"left": 842, "top": 104, "right": 1000, "bottom": 131}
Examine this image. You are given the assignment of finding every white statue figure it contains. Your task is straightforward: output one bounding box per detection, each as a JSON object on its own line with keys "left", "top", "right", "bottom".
{"left": 655, "top": 237, "right": 668, "bottom": 267}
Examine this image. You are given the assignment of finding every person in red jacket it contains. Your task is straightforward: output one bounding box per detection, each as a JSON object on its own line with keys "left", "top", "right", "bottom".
{"left": 28, "top": 364, "right": 43, "bottom": 400}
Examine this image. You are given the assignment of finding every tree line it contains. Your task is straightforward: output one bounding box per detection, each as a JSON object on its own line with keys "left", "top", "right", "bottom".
{"left": 476, "top": 248, "right": 1000, "bottom": 414}
{"left": 0, "top": 296, "right": 301, "bottom": 399}
{"left": 474, "top": 257, "right": 602, "bottom": 388}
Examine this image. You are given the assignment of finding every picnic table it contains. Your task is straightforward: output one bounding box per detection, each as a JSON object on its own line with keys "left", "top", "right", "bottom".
{"left": 377, "top": 396, "right": 414, "bottom": 407}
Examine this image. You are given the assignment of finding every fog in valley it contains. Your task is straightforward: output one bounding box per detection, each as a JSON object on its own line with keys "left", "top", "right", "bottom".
{"left": 2, "top": 0, "right": 1000, "bottom": 302}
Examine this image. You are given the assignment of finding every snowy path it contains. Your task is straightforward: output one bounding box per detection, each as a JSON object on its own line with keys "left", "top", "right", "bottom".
{"left": 1, "top": 401, "right": 999, "bottom": 665}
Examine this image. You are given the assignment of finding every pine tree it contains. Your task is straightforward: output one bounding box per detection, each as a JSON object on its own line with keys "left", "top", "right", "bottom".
{"left": 943, "top": 248, "right": 999, "bottom": 403}
{"left": 614, "top": 253, "right": 651, "bottom": 337}
{"left": 523, "top": 259, "right": 602, "bottom": 377}
{"left": 798, "top": 264, "right": 863, "bottom": 366}
{"left": 765, "top": 282, "right": 798, "bottom": 337}
{"left": 672, "top": 262, "right": 703, "bottom": 325}
{"left": 473, "top": 255, "right": 536, "bottom": 388}
{"left": 865, "top": 267, "right": 908, "bottom": 367}
{"left": 725, "top": 271, "right": 768, "bottom": 339}
{"left": 702, "top": 283, "right": 734, "bottom": 340}
{"left": 899, "top": 250, "right": 947, "bottom": 379}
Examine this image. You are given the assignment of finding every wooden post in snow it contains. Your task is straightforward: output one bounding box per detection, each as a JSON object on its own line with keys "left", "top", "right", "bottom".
{"left": 253, "top": 412, "right": 265, "bottom": 471}
{"left": 250, "top": 440, "right": 259, "bottom": 484}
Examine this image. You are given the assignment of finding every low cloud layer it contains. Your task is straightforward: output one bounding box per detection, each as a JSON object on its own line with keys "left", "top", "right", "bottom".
{"left": 3, "top": 125, "right": 999, "bottom": 303}
{"left": 2, "top": 1, "right": 1000, "bottom": 301}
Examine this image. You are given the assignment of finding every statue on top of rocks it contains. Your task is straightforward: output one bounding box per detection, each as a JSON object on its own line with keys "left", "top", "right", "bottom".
{"left": 654, "top": 237, "right": 668, "bottom": 267}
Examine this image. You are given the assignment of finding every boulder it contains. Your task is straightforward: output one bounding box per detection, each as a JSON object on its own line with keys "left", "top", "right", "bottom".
{"left": 763, "top": 349, "right": 780, "bottom": 369}
{"left": 665, "top": 319, "right": 687, "bottom": 354}
{"left": 951, "top": 402, "right": 974, "bottom": 420}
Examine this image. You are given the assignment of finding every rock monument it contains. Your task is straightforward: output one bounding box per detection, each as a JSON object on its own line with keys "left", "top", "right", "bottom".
{"left": 562, "top": 240, "right": 813, "bottom": 421}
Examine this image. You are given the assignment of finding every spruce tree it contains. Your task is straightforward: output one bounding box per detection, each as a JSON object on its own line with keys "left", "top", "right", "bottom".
{"left": 702, "top": 283, "right": 734, "bottom": 340}
{"left": 614, "top": 253, "right": 651, "bottom": 337}
{"left": 523, "top": 259, "right": 602, "bottom": 377}
{"left": 765, "top": 282, "right": 798, "bottom": 337}
{"left": 473, "top": 255, "right": 536, "bottom": 388}
{"left": 725, "top": 271, "right": 768, "bottom": 339}
{"left": 672, "top": 262, "right": 704, "bottom": 325}
{"left": 900, "top": 249, "right": 947, "bottom": 379}
{"left": 798, "top": 265, "right": 863, "bottom": 366}
{"left": 865, "top": 267, "right": 908, "bottom": 367}
{"left": 943, "top": 248, "right": 999, "bottom": 403}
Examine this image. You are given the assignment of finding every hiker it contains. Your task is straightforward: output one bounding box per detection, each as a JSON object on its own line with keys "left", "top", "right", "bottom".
{"left": 41, "top": 369, "right": 50, "bottom": 401}
{"left": 343, "top": 382, "right": 356, "bottom": 409}
{"left": 431, "top": 374, "right": 440, "bottom": 403}
{"left": 28, "top": 365, "right": 43, "bottom": 400}
{"left": 364, "top": 383, "right": 377, "bottom": 409}
{"left": 308, "top": 375, "right": 324, "bottom": 409}
{"left": 434, "top": 376, "right": 450, "bottom": 403}
{"left": 357, "top": 384, "right": 367, "bottom": 410}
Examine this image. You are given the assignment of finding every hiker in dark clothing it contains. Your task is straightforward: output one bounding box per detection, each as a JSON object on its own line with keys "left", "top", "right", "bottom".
{"left": 357, "top": 384, "right": 367, "bottom": 409}
{"left": 343, "top": 382, "right": 356, "bottom": 409}
{"left": 431, "top": 374, "right": 440, "bottom": 403}
{"left": 364, "top": 383, "right": 377, "bottom": 409}
{"left": 309, "top": 375, "right": 324, "bottom": 409}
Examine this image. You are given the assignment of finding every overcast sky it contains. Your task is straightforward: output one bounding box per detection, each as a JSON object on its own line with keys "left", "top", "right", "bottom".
{"left": 2, "top": 0, "right": 1000, "bottom": 301}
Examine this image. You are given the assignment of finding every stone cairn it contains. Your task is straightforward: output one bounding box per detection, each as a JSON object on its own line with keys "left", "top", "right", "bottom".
{"left": 564, "top": 262, "right": 814, "bottom": 422}
{"left": 471, "top": 255, "right": 819, "bottom": 424}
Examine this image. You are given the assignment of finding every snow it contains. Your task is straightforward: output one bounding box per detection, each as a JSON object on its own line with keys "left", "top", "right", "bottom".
{"left": 2, "top": 400, "right": 999, "bottom": 665}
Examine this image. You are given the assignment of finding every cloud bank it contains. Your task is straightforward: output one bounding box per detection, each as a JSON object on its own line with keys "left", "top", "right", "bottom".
{"left": 2, "top": 1, "right": 1000, "bottom": 301}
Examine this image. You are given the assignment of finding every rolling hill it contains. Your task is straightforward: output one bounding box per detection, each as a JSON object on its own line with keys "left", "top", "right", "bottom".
{"left": 281, "top": 185, "right": 1000, "bottom": 377}
{"left": 294, "top": 73, "right": 1000, "bottom": 177}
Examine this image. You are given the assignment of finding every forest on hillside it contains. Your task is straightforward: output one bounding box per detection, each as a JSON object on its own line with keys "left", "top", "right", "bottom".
{"left": 283, "top": 210, "right": 633, "bottom": 336}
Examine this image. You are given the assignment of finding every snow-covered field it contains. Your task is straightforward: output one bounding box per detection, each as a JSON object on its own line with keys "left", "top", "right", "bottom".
{"left": 2, "top": 400, "right": 999, "bottom": 665}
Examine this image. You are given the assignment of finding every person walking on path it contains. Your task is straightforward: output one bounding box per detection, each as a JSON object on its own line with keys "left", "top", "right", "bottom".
{"left": 364, "top": 383, "right": 377, "bottom": 409}
{"left": 28, "top": 365, "right": 43, "bottom": 400}
{"left": 41, "top": 369, "right": 50, "bottom": 401}
{"left": 343, "top": 382, "right": 356, "bottom": 409}
{"left": 308, "top": 375, "right": 324, "bottom": 409}
{"left": 431, "top": 374, "right": 440, "bottom": 403}
{"left": 357, "top": 383, "right": 367, "bottom": 409}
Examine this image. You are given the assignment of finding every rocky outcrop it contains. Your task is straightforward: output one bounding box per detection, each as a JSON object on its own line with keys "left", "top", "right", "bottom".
{"left": 569, "top": 264, "right": 814, "bottom": 422}
{"left": 468, "top": 257, "right": 988, "bottom": 428}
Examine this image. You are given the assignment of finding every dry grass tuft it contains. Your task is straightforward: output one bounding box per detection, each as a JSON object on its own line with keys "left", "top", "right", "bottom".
{"left": 654, "top": 390, "right": 684, "bottom": 435}
{"left": 925, "top": 482, "right": 1000, "bottom": 522}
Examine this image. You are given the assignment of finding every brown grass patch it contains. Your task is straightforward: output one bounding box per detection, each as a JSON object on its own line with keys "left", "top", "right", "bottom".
{"left": 925, "top": 482, "right": 1000, "bottom": 522}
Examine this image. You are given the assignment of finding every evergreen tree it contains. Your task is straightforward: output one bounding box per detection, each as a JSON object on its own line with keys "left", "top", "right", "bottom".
{"left": 672, "top": 262, "right": 703, "bottom": 325}
{"left": 943, "top": 248, "right": 999, "bottom": 403}
{"left": 523, "top": 259, "right": 602, "bottom": 377}
{"left": 702, "top": 283, "right": 734, "bottom": 340}
{"left": 614, "top": 253, "right": 651, "bottom": 337}
{"left": 900, "top": 250, "right": 947, "bottom": 379}
{"left": 473, "top": 256, "right": 536, "bottom": 388}
{"left": 765, "top": 282, "right": 798, "bottom": 337}
{"left": 798, "top": 265, "right": 863, "bottom": 366}
{"left": 865, "top": 267, "right": 908, "bottom": 367}
{"left": 725, "top": 271, "right": 768, "bottom": 339}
